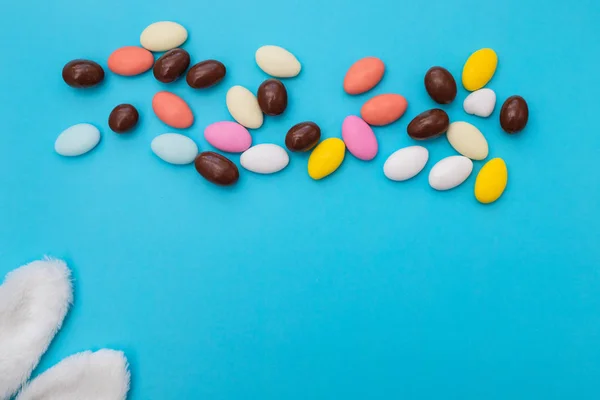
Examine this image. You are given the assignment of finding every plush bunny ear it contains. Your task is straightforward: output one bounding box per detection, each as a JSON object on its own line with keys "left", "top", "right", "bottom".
{"left": 0, "top": 258, "right": 72, "bottom": 400}
{"left": 16, "top": 350, "right": 130, "bottom": 400}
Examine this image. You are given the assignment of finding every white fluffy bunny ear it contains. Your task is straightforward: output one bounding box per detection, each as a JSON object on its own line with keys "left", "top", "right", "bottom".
{"left": 16, "top": 350, "right": 130, "bottom": 400}
{"left": 0, "top": 258, "right": 73, "bottom": 400}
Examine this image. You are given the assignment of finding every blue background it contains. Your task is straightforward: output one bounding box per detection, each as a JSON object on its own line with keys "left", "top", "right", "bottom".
{"left": 1, "top": 0, "right": 599, "bottom": 398}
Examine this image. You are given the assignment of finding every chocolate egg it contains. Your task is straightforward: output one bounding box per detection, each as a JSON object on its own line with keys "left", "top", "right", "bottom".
{"left": 407, "top": 109, "right": 450, "bottom": 140}
{"left": 194, "top": 152, "right": 239, "bottom": 186}
{"left": 186, "top": 60, "right": 226, "bottom": 89}
{"left": 257, "top": 79, "right": 287, "bottom": 116}
{"left": 500, "top": 95, "right": 528, "bottom": 133}
{"left": 62, "top": 59, "right": 104, "bottom": 88}
{"left": 285, "top": 122, "right": 321, "bottom": 152}
{"left": 108, "top": 104, "right": 139, "bottom": 133}
{"left": 153, "top": 49, "right": 190, "bottom": 83}
{"left": 424, "top": 67, "right": 457, "bottom": 104}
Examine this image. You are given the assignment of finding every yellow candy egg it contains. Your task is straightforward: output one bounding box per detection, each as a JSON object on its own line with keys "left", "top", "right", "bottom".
{"left": 308, "top": 138, "right": 345, "bottom": 180}
{"left": 462, "top": 48, "right": 498, "bottom": 91}
{"left": 475, "top": 158, "right": 507, "bottom": 204}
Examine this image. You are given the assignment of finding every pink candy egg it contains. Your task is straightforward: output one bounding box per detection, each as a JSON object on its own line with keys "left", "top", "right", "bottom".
{"left": 204, "top": 121, "right": 252, "bottom": 153}
{"left": 152, "top": 91, "right": 194, "bottom": 129}
{"left": 341, "top": 115, "right": 378, "bottom": 161}
{"left": 108, "top": 46, "right": 154, "bottom": 76}
{"left": 361, "top": 94, "right": 408, "bottom": 126}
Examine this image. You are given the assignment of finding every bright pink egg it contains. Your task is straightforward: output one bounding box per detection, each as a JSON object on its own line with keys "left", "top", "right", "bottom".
{"left": 204, "top": 121, "right": 252, "bottom": 153}
{"left": 341, "top": 115, "right": 378, "bottom": 161}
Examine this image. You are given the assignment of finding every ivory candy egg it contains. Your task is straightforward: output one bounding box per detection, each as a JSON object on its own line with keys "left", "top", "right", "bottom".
{"left": 343, "top": 57, "right": 385, "bottom": 95}
{"left": 204, "top": 121, "right": 252, "bottom": 153}
{"left": 360, "top": 94, "right": 408, "bottom": 126}
{"left": 428, "top": 156, "right": 473, "bottom": 190}
{"left": 226, "top": 85, "right": 263, "bottom": 129}
{"left": 240, "top": 144, "right": 289, "bottom": 174}
{"left": 307, "top": 138, "right": 345, "bottom": 180}
{"left": 55, "top": 123, "right": 101, "bottom": 156}
{"left": 151, "top": 133, "right": 198, "bottom": 165}
{"left": 341, "top": 115, "right": 378, "bottom": 161}
{"left": 108, "top": 46, "right": 154, "bottom": 76}
{"left": 475, "top": 158, "right": 508, "bottom": 204}
{"left": 152, "top": 91, "right": 194, "bottom": 129}
{"left": 255, "top": 45, "right": 301, "bottom": 78}
{"left": 140, "top": 21, "right": 188, "bottom": 52}
{"left": 463, "top": 88, "right": 496, "bottom": 118}
{"left": 446, "top": 121, "right": 489, "bottom": 160}
{"left": 383, "top": 146, "right": 429, "bottom": 181}
{"left": 462, "top": 48, "right": 498, "bottom": 91}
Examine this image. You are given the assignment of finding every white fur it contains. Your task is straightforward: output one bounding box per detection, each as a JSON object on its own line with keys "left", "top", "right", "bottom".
{"left": 0, "top": 258, "right": 72, "bottom": 400}
{"left": 16, "top": 350, "right": 130, "bottom": 400}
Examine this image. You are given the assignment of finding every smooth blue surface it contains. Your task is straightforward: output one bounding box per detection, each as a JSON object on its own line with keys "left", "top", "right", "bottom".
{"left": 1, "top": 0, "right": 599, "bottom": 398}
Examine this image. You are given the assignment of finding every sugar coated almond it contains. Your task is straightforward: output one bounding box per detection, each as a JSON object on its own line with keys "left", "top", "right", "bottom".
{"left": 108, "top": 46, "right": 154, "bottom": 76}
{"left": 152, "top": 91, "right": 194, "bottom": 129}
{"left": 343, "top": 57, "right": 385, "bottom": 95}
{"left": 140, "top": 21, "right": 187, "bottom": 52}
{"left": 462, "top": 48, "right": 498, "bottom": 91}
{"left": 475, "top": 158, "right": 508, "bottom": 204}
{"left": 360, "top": 94, "right": 407, "bottom": 126}
{"left": 307, "top": 138, "right": 345, "bottom": 180}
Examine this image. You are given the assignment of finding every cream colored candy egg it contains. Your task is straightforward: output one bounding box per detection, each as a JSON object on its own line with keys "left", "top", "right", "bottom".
{"left": 446, "top": 121, "right": 489, "bottom": 160}
{"left": 140, "top": 21, "right": 188, "bottom": 52}
{"left": 226, "top": 85, "right": 264, "bottom": 129}
{"left": 255, "top": 45, "right": 301, "bottom": 78}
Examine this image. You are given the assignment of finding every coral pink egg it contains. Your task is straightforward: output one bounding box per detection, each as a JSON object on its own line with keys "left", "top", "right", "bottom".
{"left": 152, "top": 91, "right": 194, "bottom": 129}
{"left": 341, "top": 115, "right": 378, "bottom": 161}
{"left": 360, "top": 94, "right": 408, "bottom": 126}
{"left": 108, "top": 46, "right": 154, "bottom": 76}
{"left": 343, "top": 57, "right": 385, "bottom": 95}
